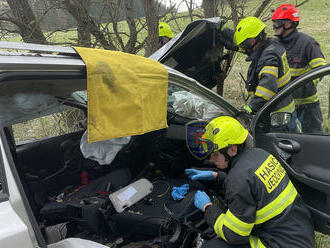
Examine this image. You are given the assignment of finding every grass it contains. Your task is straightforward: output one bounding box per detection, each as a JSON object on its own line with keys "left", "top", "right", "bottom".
{"left": 12, "top": 108, "right": 85, "bottom": 143}
{"left": 316, "top": 232, "right": 330, "bottom": 248}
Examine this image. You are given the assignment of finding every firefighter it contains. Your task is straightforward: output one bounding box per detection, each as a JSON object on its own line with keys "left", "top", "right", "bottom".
{"left": 185, "top": 116, "right": 314, "bottom": 248}
{"left": 158, "top": 22, "right": 173, "bottom": 48}
{"left": 232, "top": 17, "right": 295, "bottom": 122}
{"left": 272, "top": 4, "right": 326, "bottom": 133}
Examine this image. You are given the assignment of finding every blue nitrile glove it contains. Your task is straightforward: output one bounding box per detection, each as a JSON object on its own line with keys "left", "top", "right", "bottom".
{"left": 194, "top": 190, "right": 211, "bottom": 211}
{"left": 171, "top": 184, "right": 190, "bottom": 200}
{"left": 185, "top": 169, "right": 214, "bottom": 181}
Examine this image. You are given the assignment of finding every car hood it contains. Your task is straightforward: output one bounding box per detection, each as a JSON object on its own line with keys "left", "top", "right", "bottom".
{"left": 150, "top": 17, "right": 226, "bottom": 89}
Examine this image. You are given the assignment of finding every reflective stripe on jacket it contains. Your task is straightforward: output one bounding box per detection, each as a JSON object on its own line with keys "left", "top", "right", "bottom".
{"left": 279, "top": 30, "right": 326, "bottom": 106}
{"left": 246, "top": 38, "right": 294, "bottom": 113}
{"left": 205, "top": 148, "right": 315, "bottom": 248}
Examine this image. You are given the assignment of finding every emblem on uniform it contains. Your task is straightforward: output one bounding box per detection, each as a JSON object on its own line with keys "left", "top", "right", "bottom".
{"left": 186, "top": 120, "right": 212, "bottom": 160}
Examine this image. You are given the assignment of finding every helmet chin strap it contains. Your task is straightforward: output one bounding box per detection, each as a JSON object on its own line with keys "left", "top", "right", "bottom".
{"left": 220, "top": 147, "right": 235, "bottom": 167}
{"left": 241, "top": 31, "right": 265, "bottom": 55}
{"left": 241, "top": 40, "right": 257, "bottom": 55}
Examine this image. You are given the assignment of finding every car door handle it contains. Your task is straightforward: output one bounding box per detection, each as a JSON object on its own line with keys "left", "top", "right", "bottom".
{"left": 278, "top": 140, "right": 301, "bottom": 153}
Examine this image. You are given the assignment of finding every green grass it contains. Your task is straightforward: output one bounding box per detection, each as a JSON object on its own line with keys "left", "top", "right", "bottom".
{"left": 316, "top": 232, "right": 330, "bottom": 248}
{"left": 12, "top": 108, "right": 85, "bottom": 143}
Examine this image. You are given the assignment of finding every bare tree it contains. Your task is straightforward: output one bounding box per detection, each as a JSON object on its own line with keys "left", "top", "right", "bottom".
{"left": 60, "top": 0, "right": 117, "bottom": 50}
{"left": 104, "top": 0, "right": 144, "bottom": 54}
{"left": 141, "top": 0, "right": 159, "bottom": 56}
{"left": 76, "top": 0, "right": 91, "bottom": 47}
{"left": 4, "top": 0, "right": 47, "bottom": 44}
{"left": 202, "top": 0, "right": 220, "bottom": 18}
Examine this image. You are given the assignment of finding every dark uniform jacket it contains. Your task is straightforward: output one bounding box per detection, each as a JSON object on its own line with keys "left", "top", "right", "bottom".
{"left": 205, "top": 148, "right": 315, "bottom": 248}
{"left": 279, "top": 30, "right": 326, "bottom": 106}
{"left": 246, "top": 38, "right": 294, "bottom": 114}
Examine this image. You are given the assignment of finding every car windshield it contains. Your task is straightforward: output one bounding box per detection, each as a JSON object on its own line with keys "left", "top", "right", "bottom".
{"left": 72, "top": 85, "right": 224, "bottom": 121}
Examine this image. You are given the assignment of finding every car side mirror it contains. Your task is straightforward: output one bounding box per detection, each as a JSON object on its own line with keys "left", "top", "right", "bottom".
{"left": 270, "top": 112, "right": 292, "bottom": 128}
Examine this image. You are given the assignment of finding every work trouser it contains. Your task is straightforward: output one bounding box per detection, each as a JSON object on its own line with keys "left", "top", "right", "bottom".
{"left": 296, "top": 102, "right": 323, "bottom": 134}
{"left": 201, "top": 238, "right": 250, "bottom": 248}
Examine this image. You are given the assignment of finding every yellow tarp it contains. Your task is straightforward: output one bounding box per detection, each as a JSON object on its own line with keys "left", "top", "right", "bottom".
{"left": 74, "top": 47, "right": 168, "bottom": 143}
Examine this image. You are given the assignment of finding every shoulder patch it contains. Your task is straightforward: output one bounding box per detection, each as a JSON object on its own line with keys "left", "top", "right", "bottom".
{"left": 255, "top": 155, "right": 286, "bottom": 193}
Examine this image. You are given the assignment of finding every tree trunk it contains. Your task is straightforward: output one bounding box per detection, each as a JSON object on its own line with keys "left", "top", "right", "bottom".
{"left": 216, "top": 52, "right": 235, "bottom": 95}
{"left": 124, "top": 0, "right": 138, "bottom": 53}
{"left": 141, "top": 0, "right": 158, "bottom": 57}
{"left": 254, "top": 0, "right": 272, "bottom": 17}
{"left": 6, "top": 0, "right": 48, "bottom": 44}
{"left": 62, "top": 0, "right": 116, "bottom": 50}
{"left": 202, "top": 0, "right": 219, "bottom": 18}
{"left": 77, "top": 0, "right": 91, "bottom": 47}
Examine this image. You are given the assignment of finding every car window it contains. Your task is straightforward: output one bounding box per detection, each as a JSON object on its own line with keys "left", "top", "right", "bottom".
{"left": 267, "top": 72, "right": 330, "bottom": 135}
{"left": 12, "top": 107, "right": 86, "bottom": 144}
{"left": 167, "top": 84, "right": 224, "bottom": 120}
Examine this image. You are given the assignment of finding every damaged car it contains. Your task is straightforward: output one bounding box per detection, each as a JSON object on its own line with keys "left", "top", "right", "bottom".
{"left": 0, "top": 18, "right": 330, "bottom": 248}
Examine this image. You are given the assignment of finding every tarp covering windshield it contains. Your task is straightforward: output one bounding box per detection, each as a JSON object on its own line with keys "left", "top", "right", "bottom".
{"left": 74, "top": 47, "right": 168, "bottom": 143}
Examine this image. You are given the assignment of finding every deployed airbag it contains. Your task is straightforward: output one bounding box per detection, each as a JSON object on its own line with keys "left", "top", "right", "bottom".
{"left": 80, "top": 130, "right": 131, "bottom": 165}
{"left": 0, "top": 93, "right": 65, "bottom": 126}
{"left": 172, "top": 91, "right": 222, "bottom": 119}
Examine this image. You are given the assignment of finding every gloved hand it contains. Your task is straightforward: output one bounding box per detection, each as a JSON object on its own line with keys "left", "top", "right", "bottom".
{"left": 216, "top": 27, "right": 239, "bottom": 52}
{"left": 185, "top": 169, "right": 214, "bottom": 181}
{"left": 243, "top": 105, "right": 253, "bottom": 114}
{"left": 194, "top": 190, "right": 211, "bottom": 211}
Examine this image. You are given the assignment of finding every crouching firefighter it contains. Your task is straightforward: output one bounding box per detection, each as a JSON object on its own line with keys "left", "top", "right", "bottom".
{"left": 185, "top": 116, "right": 315, "bottom": 248}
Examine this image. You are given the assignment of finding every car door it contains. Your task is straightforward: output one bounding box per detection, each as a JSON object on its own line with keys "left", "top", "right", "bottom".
{"left": 252, "top": 64, "right": 330, "bottom": 234}
{"left": 0, "top": 136, "right": 44, "bottom": 248}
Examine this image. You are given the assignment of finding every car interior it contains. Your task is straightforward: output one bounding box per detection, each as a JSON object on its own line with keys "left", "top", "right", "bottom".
{"left": 2, "top": 90, "right": 231, "bottom": 247}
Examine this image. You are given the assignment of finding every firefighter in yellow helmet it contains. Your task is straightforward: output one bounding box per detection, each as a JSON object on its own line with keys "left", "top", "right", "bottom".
{"left": 185, "top": 116, "right": 314, "bottom": 248}
{"left": 158, "top": 22, "right": 173, "bottom": 48}
{"left": 228, "top": 17, "right": 296, "bottom": 131}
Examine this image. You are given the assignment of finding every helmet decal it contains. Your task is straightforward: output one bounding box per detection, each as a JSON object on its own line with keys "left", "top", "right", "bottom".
{"left": 186, "top": 120, "right": 213, "bottom": 160}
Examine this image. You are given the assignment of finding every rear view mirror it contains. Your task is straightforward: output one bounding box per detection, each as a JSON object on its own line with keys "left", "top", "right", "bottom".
{"left": 270, "top": 112, "right": 292, "bottom": 127}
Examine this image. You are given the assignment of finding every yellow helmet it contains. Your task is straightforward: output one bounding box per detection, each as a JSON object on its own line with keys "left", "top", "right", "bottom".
{"left": 203, "top": 116, "right": 248, "bottom": 152}
{"left": 158, "top": 22, "right": 173, "bottom": 38}
{"left": 234, "top": 17, "right": 266, "bottom": 46}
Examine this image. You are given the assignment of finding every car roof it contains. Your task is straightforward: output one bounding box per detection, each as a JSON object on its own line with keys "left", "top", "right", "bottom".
{"left": 0, "top": 42, "right": 197, "bottom": 99}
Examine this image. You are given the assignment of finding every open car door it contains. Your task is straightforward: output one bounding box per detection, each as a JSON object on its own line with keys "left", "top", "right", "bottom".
{"left": 252, "top": 64, "right": 330, "bottom": 234}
